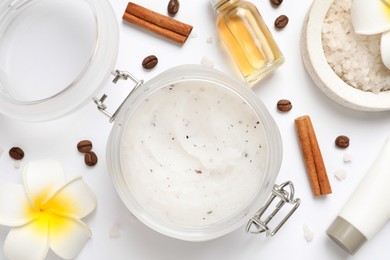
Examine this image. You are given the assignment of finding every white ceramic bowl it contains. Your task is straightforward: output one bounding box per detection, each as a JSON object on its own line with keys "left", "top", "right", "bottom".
{"left": 301, "top": 0, "right": 390, "bottom": 111}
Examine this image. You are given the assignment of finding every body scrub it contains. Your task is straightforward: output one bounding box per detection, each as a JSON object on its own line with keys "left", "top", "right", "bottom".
{"left": 322, "top": 0, "right": 390, "bottom": 93}
{"left": 120, "top": 81, "right": 267, "bottom": 227}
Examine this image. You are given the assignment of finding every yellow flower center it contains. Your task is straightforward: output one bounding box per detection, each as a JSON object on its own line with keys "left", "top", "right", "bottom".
{"left": 384, "top": 0, "right": 390, "bottom": 18}
{"left": 31, "top": 210, "right": 50, "bottom": 236}
{"left": 28, "top": 192, "right": 76, "bottom": 237}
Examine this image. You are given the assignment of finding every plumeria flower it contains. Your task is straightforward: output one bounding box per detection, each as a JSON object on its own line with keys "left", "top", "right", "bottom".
{"left": 351, "top": 0, "right": 390, "bottom": 69}
{"left": 0, "top": 160, "right": 97, "bottom": 260}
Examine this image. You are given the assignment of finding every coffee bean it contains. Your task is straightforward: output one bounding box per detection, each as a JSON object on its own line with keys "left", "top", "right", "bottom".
{"left": 84, "top": 151, "right": 98, "bottom": 166}
{"left": 275, "top": 15, "right": 289, "bottom": 29}
{"left": 167, "top": 0, "right": 180, "bottom": 16}
{"left": 277, "top": 99, "right": 292, "bottom": 112}
{"left": 142, "top": 55, "right": 158, "bottom": 70}
{"left": 335, "top": 135, "right": 350, "bottom": 149}
{"left": 77, "top": 140, "right": 93, "bottom": 153}
{"left": 271, "top": 0, "right": 283, "bottom": 7}
{"left": 9, "top": 147, "right": 24, "bottom": 160}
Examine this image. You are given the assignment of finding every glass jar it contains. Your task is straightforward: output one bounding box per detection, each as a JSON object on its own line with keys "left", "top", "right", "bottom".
{"left": 211, "top": 0, "right": 285, "bottom": 85}
{"left": 105, "top": 65, "right": 299, "bottom": 241}
{"left": 0, "top": 0, "right": 118, "bottom": 121}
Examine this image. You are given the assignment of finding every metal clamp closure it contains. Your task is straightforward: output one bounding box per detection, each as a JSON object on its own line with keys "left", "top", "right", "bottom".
{"left": 94, "top": 70, "right": 143, "bottom": 123}
{"left": 245, "top": 181, "right": 301, "bottom": 237}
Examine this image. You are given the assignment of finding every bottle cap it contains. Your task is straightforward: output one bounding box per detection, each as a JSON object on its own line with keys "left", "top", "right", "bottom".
{"left": 210, "top": 0, "right": 221, "bottom": 7}
{"left": 326, "top": 216, "right": 367, "bottom": 255}
{"left": 210, "top": 0, "right": 231, "bottom": 10}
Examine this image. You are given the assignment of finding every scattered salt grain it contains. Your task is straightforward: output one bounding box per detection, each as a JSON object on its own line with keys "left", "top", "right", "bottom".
{"left": 108, "top": 225, "right": 121, "bottom": 238}
{"left": 127, "top": 213, "right": 139, "bottom": 224}
{"left": 322, "top": 0, "right": 390, "bottom": 93}
{"left": 303, "top": 223, "right": 315, "bottom": 242}
{"left": 343, "top": 153, "right": 352, "bottom": 163}
{"left": 334, "top": 169, "right": 347, "bottom": 181}
{"left": 13, "top": 160, "right": 21, "bottom": 169}
{"left": 190, "top": 32, "right": 198, "bottom": 38}
{"left": 201, "top": 56, "right": 214, "bottom": 67}
{"left": 206, "top": 37, "right": 213, "bottom": 44}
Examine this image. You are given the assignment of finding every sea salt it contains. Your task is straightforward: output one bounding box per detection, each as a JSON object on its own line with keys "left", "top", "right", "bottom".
{"left": 343, "top": 153, "right": 352, "bottom": 163}
{"left": 322, "top": 0, "right": 390, "bottom": 93}
{"left": 190, "top": 32, "right": 198, "bottom": 38}
{"left": 127, "top": 213, "right": 139, "bottom": 224}
{"left": 13, "top": 160, "right": 21, "bottom": 169}
{"left": 334, "top": 169, "right": 347, "bottom": 181}
{"left": 201, "top": 56, "right": 214, "bottom": 67}
{"left": 303, "top": 223, "right": 315, "bottom": 242}
{"left": 108, "top": 225, "right": 121, "bottom": 238}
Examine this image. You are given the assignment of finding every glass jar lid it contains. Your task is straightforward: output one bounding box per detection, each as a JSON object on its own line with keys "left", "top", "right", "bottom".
{"left": 0, "top": 0, "right": 119, "bottom": 121}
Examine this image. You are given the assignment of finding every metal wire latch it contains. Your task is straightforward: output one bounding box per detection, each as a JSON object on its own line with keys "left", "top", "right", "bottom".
{"left": 246, "top": 181, "right": 301, "bottom": 237}
{"left": 94, "top": 70, "right": 143, "bottom": 123}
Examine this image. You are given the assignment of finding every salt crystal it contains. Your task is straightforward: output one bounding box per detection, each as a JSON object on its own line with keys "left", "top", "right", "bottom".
{"left": 369, "top": 42, "right": 379, "bottom": 54}
{"left": 343, "top": 24, "right": 351, "bottom": 34}
{"left": 334, "top": 64, "right": 342, "bottom": 75}
{"left": 343, "top": 153, "right": 352, "bottom": 163}
{"left": 128, "top": 213, "right": 139, "bottom": 224}
{"left": 108, "top": 225, "right": 121, "bottom": 238}
{"left": 201, "top": 56, "right": 214, "bottom": 67}
{"left": 344, "top": 71, "right": 354, "bottom": 81}
{"left": 334, "top": 169, "right": 347, "bottom": 181}
{"left": 206, "top": 37, "right": 213, "bottom": 44}
{"left": 372, "top": 87, "right": 381, "bottom": 94}
{"left": 359, "top": 76, "right": 370, "bottom": 86}
{"left": 323, "top": 24, "right": 330, "bottom": 34}
{"left": 350, "top": 81, "right": 357, "bottom": 87}
{"left": 342, "top": 61, "right": 351, "bottom": 70}
{"left": 14, "top": 160, "right": 21, "bottom": 169}
{"left": 303, "top": 224, "right": 315, "bottom": 242}
{"left": 362, "top": 83, "right": 371, "bottom": 91}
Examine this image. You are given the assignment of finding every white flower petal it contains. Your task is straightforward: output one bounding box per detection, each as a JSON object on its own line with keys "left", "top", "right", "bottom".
{"left": 49, "top": 214, "right": 92, "bottom": 259}
{"left": 0, "top": 184, "right": 34, "bottom": 226}
{"left": 3, "top": 218, "right": 49, "bottom": 260}
{"left": 381, "top": 31, "right": 390, "bottom": 69}
{"left": 44, "top": 177, "right": 97, "bottom": 219}
{"left": 23, "top": 159, "right": 66, "bottom": 209}
{"left": 351, "top": 0, "right": 390, "bottom": 35}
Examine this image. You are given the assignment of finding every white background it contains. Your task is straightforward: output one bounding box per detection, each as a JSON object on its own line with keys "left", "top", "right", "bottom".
{"left": 1, "top": 0, "right": 390, "bottom": 259}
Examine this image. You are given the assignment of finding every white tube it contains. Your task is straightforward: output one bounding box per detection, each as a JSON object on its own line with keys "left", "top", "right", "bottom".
{"left": 327, "top": 138, "right": 390, "bottom": 254}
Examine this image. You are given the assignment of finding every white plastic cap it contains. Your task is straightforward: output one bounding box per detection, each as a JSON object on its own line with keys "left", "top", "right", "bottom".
{"left": 326, "top": 217, "right": 367, "bottom": 255}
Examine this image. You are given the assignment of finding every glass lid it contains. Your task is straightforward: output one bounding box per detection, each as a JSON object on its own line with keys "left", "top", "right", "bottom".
{"left": 0, "top": 0, "right": 119, "bottom": 121}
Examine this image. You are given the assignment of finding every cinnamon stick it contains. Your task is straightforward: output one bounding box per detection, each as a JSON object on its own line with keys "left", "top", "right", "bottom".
{"left": 295, "top": 115, "right": 332, "bottom": 196}
{"left": 123, "top": 2, "right": 193, "bottom": 44}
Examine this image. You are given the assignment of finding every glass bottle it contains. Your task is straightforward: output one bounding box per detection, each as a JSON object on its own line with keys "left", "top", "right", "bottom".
{"left": 211, "top": 0, "right": 285, "bottom": 85}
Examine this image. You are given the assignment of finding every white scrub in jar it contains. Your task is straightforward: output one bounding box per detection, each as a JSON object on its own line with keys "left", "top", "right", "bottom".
{"left": 120, "top": 80, "right": 268, "bottom": 228}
